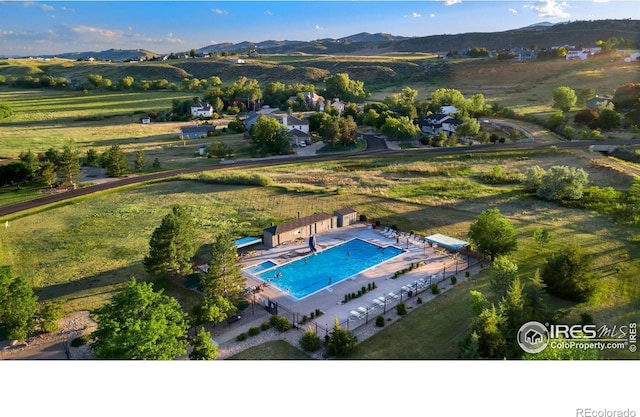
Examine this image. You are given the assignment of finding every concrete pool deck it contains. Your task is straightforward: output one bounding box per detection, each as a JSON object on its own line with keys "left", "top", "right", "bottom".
{"left": 236, "top": 223, "right": 472, "bottom": 334}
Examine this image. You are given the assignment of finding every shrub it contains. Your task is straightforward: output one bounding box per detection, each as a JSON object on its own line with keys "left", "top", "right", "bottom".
{"left": 260, "top": 321, "right": 271, "bottom": 331}
{"left": 375, "top": 315, "right": 385, "bottom": 327}
{"left": 431, "top": 283, "right": 440, "bottom": 294}
{"left": 248, "top": 326, "right": 260, "bottom": 336}
{"left": 315, "top": 308, "right": 323, "bottom": 317}
{"left": 581, "top": 313, "right": 595, "bottom": 325}
{"left": 269, "top": 314, "right": 291, "bottom": 332}
{"left": 465, "top": 271, "right": 471, "bottom": 278}
{"left": 417, "top": 297, "right": 423, "bottom": 304}
{"left": 236, "top": 333, "right": 248, "bottom": 341}
{"left": 359, "top": 214, "right": 367, "bottom": 222}
{"left": 70, "top": 334, "right": 91, "bottom": 347}
{"left": 299, "top": 327, "right": 322, "bottom": 352}
{"left": 396, "top": 303, "right": 407, "bottom": 316}
{"left": 450, "top": 276, "right": 457, "bottom": 285}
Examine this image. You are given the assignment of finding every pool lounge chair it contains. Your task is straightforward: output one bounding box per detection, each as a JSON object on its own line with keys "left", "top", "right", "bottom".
{"left": 372, "top": 298, "right": 385, "bottom": 308}
{"left": 357, "top": 307, "right": 368, "bottom": 316}
{"left": 350, "top": 310, "right": 364, "bottom": 320}
{"left": 402, "top": 285, "right": 412, "bottom": 293}
{"left": 388, "top": 292, "right": 400, "bottom": 299}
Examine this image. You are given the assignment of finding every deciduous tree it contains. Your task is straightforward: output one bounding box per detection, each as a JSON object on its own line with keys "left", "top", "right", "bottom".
{"left": 552, "top": 86, "right": 577, "bottom": 112}
{"left": 56, "top": 144, "right": 81, "bottom": 186}
{"left": 541, "top": 242, "right": 597, "bottom": 301}
{"left": 468, "top": 208, "right": 518, "bottom": 259}
{"left": 91, "top": 278, "right": 189, "bottom": 359}
{"left": 0, "top": 266, "right": 39, "bottom": 342}
{"left": 189, "top": 327, "right": 218, "bottom": 360}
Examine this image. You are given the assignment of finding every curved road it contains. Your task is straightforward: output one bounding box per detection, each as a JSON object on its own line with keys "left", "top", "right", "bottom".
{"left": 1, "top": 136, "right": 637, "bottom": 219}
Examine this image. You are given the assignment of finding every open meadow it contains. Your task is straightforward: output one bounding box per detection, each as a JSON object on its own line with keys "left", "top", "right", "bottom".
{"left": 1, "top": 145, "right": 639, "bottom": 358}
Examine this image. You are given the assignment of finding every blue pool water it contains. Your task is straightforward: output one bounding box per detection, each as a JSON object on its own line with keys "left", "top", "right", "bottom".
{"left": 254, "top": 238, "right": 404, "bottom": 299}
{"left": 245, "top": 261, "right": 278, "bottom": 275}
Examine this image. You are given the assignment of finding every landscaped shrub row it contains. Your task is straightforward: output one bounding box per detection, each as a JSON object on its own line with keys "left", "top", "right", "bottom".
{"left": 248, "top": 326, "right": 260, "bottom": 336}
{"left": 299, "top": 308, "right": 324, "bottom": 324}
{"left": 343, "top": 282, "right": 376, "bottom": 304}
{"left": 391, "top": 262, "right": 423, "bottom": 279}
{"left": 269, "top": 314, "right": 291, "bottom": 332}
{"left": 431, "top": 283, "right": 441, "bottom": 294}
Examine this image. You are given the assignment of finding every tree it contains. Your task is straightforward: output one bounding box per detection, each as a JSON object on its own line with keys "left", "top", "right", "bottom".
{"left": 537, "top": 165, "right": 589, "bottom": 201}
{"left": 552, "top": 86, "right": 577, "bottom": 112}
{"left": 87, "top": 74, "right": 103, "bottom": 88}
{"left": 201, "top": 230, "right": 245, "bottom": 300}
{"left": 0, "top": 162, "right": 30, "bottom": 187}
{"left": 522, "top": 165, "right": 545, "bottom": 192}
{"left": 592, "top": 108, "right": 621, "bottom": 131}
{"left": 0, "top": 102, "right": 12, "bottom": 120}
{"left": 498, "top": 277, "right": 527, "bottom": 355}
{"left": 56, "top": 144, "right": 81, "bottom": 186}
{"left": 134, "top": 150, "right": 146, "bottom": 171}
{"left": 381, "top": 116, "right": 420, "bottom": 139}
{"left": 249, "top": 115, "right": 291, "bottom": 155}
{"left": 456, "top": 118, "right": 480, "bottom": 138}
{"left": 19, "top": 149, "right": 39, "bottom": 181}
{"left": 323, "top": 73, "right": 368, "bottom": 102}
{"left": 490, "top": 256, "right": 518, "bottom": 299}
{"left": 144, "top": 205, "right": 198, "bottom": 278}
{"left": 522, "top": 333, "right": 600, "bottom": 360}
{"left": 318, "top": 115, "right": 341, "bottom": 146}
{"left": 299, "top": 326, "right": 322, "bottom": 352}
{"left": 363, "top": 109, "right": 379, "bottom": 127}
{"left": 525, "top": 269, "right": 548, "bottom": 322}
{"left": 470, "top": 305, "right": 508, "bottom": 359}
{"left": 429, "top": 88, "right": 467, "bottom": 114}
{"left": 326, "top": 317, "right": 357, "bottom": 358}
{"left": 207, "top": 142, "right": 233, "bottom": 158}
{"left": 338, "top": 115, "right": 358, "bottom": 146}
{"left": 40, "top": 161, "right": 57, "bottom": 188}
{"left": 573, "top": 108, "right": 599, "bottom": 126}
{"left": 152, "top": 157, "right": 161, "bottom": 169}
{"left": 0, "top": 266, "right": 39, "bottom": 342}
{"left": 38, "top": 299, "right": 64, "bottom": 333}
{"left": 85, "top": 148, "right": 100, "bottom": 167}
{"left": 101, "top": 144, "right": 129, "bottom": 177}
{"left": 189, "top": 327, "right": 218, "bottom": 360}
{"left": 612, "top": 83, "right": 640, "bottom": 109}
{"left": 91, "top": 279, "right": 189, "bottom": 359}
{"left": 119, "top": 76, "right": 135, "bottom": 89}
{"left": 468, "top": 208, "right": 518, "bottom": 259}
{"left": 469, "top": 290, "right": 490, "bottom": 315}
{"left": 193, "top": 294, "right": 237, "bottom": 325}
{"left": 541, "top": 242, "right": 597, "bottom": 301}
{"left": 227, "top": 117, "right": 246, "bottom": 133}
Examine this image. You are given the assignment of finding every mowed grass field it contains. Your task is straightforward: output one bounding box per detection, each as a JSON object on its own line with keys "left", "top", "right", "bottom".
{"left": 0, "top": 147, "right": 638, "bottom": 358}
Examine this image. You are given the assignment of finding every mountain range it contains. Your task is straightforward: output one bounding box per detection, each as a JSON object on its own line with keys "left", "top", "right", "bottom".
{"left": 33, "top": 19, "right": 640, "bottom": 61}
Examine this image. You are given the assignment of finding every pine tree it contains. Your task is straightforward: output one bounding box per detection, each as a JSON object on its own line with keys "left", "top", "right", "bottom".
{"left": 143, "top": 205, "right": 197, "bottom": 278}
{"left": 189, "top": 327, "right": 218, "bottom": 360}
{"left": 201, "top": 230, "right": 245, "bottom": 300}
{"left": 56, "top": 144, "right": 81, "bottom": 186}
{"left": 0, "top": 266, "right": 39, "bottom": 342}
{"left": 326, "top": 317, "right": 358, "bottom": 358}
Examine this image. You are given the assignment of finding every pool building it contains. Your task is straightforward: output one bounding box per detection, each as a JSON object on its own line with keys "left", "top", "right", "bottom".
{"left": 262, "top": 208, "right": 357, "bottom": 248}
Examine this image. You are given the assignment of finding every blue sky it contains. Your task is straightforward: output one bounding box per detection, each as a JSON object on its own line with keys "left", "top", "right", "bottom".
{"left": 1, "top": 0, "right": 639, "bottom": 56}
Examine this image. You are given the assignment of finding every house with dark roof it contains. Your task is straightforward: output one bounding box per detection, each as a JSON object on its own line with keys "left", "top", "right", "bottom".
{"left": 180, "top": 125, "right": 217, "bottom": 139}
{"left": 290, "top": 128, "right": 311, "bottom": 146}
{"left": 420, "top": 114, "right": 464, "bottom": 137}
{"left": 586, "top": 95, "right": 614, "bottom": 109}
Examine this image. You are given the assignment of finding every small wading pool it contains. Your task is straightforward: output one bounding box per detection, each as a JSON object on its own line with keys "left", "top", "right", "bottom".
{"left": 250, "top": 238, "right": 404, "bottom": 299}
{"left": 245, "top": 260, "right": 278, "bottom": 275}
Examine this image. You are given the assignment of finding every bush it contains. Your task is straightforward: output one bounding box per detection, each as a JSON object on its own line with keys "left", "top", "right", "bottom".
{"left": 465, "top": 271, "right": 471, "bottom": 278}
{"left": 70, "top": 333, "right": 91, "bottom": 347}
{"left": 299, "top": 327, "right": 322, "bottom": 352}
{"left": 359, "top": 214, "right": 367, "bottom": 222}
{"left": 417, "top": 297, "right": 423, "bottom": 304}
{"left": 396, "top": 303, "right": 407, "bottom": 316}
{"left": 260, "top": 321, "right": 271, "bottom": 331}
{"left": 581, "top": 313, "right": 595, "bottom": 325}
{"left": 236, "top": 333, "right": 248, "bottom": 341}
{"left": 431, "top": 283, "right": 440, "bottom": 294}
{"left": 248, "top": 326, "right": 260, "bottom": 336}
{"left": 375, "top": 315, "right": 385, "bottom": 327}
{"left": 450, "top": 276, "right": 457, "bottom": 285}
{"left": 269, "top": 314, "right": 291, "bottom": 332}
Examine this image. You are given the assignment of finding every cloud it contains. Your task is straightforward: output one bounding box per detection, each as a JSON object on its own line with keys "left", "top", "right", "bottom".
{"left": 405, "top": 12, "right": 421, "bottom": 18}
{"left": 40, "top": 4, "right": 54, "bottom": 12}
{"left": 430, "top": 13, "right": 436, "bottom": 18}
{"left": 165, "top": 33, "right": 183, "bottom": 44}
{"left": 264, "top": 10, "right": 273, "bottom": 16}
{"left": 72, "top": 25, "right": 119, "bottom": 39}
{"left": 508, "top": 8, "right": 518, "bottom": 14}
{"left": 315, "top": 24, "right": 322, "bottom": 30}
{"left": 442, "top": 0, "right": 462, "bottom": 5}
{"left": 212, "top": 8, "right": 228, "bottom": 15}
{"left": 524, "top": 0, "right": 571, "bottom": 18}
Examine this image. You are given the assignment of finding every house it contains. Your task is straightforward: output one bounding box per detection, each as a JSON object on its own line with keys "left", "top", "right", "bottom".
{"left": 586, "top": 95, "right": 614, "bottom": 109}
{"left": 290, "top": 128, "right": 311, "bottom": 146}
{"left": 287, "top": 92, "right": 325, "bottom": 111}
{"left": 180, "top": 125, "right": 217, "bottom": 139}
{"left": 141, "top": 117, "right": 151, "bottom": 124}
{"left": 334, "top": 208, "right": 358, "bottom": 227}
{"left": 190, "top": 102, "right": 214, "bottom": 118}
{"left": 284, "top": 115, "right": 310, "bottom": 133}
{"left": 326, "top": 98, "right": 345, "bottom": 115}
{"left": 440, "top": 106, "right": 458, "bottom": 115}
{"left": 566, "top": 49, "right": 589, "bottom": 60}
{"left": 420, "top": 114, "right": 464, "bottom": 137}
{"left": 243, "top": 111, "right": 309, "bottom": 134}
{"left": 263, "top": 213, "right": 337, "bottom": 248}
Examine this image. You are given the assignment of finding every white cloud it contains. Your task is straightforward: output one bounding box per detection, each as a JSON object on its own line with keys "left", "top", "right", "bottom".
{"left": 508, "top": 8, "right": 518, "bottom": 14}
{"left": 40, "top": 4, "right": 55, "bottom": 12}
{"left": 212, "top": 8, "right": 228, "bottom": 15}
{"left": 524, "top": 0, "right": 571, "bottom": 19}
{"left": 72, "top": 25, "right": 118, "bottom": 39}
{"left": 165, "top": 33, "right": 183, "bottom": 44}
{"left": 408, "top": 12, "right": 421, "bottom": 18}
{"left": 430, "top": 13, "right": 436, "bottom": 18}
{"left": 442, "top": 0, "right": 462, "bottom": 6}
{"left": 315, "top": 24, "right": 322, "bottom": 30}
{"left": 265, "top": 10, "right": 273, "bottom": 16}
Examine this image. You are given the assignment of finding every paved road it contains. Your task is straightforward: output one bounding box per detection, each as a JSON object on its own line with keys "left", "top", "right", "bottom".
{"left": 1, "top": 135, "right": 637, "bottom": 219}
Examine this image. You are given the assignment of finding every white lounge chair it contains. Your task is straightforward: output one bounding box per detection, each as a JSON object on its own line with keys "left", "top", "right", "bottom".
{"left": 350, "top": 310, "right": 363, "bottom": 320}
{"left": 388, "top": 292, "right": 400, "bottom": 299}
{"left": 373, "top": 298, "right": 385, "bottom": 308}
{"left": 402, "top": 285, "right": 412, "bottom": 293}
{"left": 357, "top": 307, "right": 368, "bottom": 316}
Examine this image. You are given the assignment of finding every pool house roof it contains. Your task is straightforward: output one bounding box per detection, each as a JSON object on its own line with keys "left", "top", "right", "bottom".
{"left": 424, "top": 233, "right": 469, "bottom": 251}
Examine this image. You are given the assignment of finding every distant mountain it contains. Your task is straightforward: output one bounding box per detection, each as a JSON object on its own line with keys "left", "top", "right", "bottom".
{"left": 41, "top": 48, "right": 159, "bottom": 61}
{"left": 336, "top": 32, "right": 410, "bottom": 43}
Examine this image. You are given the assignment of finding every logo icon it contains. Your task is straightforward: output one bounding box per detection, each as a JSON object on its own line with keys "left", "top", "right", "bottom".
{"left": 517, "top": 321, "right": 549, "bottom": 354}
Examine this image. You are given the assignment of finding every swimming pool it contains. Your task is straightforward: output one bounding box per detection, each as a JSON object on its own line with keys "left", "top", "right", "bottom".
{"left": 245, "top": 260, "right": 278, "bottom": 275}
{"left": 253, "top": 238, "right": 404, "bottom": 299}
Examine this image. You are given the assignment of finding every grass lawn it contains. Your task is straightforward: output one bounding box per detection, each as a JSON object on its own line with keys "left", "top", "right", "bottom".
{"left": 227, "top": 339, "right": 312, "bottom": 360}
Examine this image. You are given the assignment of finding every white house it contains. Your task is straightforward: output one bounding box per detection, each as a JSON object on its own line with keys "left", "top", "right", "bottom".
{"left": 326, "top": 98, "right": 345, "bottom": 115}
{"left": 421, "top": 114, "right": 464, "bottom": 137}
{"left": 566, "top": 49, "right": 589, "bottom": 60}
{"left": 190, "top": 102, "right": 214, "bottom": 118}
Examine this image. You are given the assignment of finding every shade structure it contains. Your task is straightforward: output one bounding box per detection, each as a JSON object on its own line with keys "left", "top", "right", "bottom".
{"left": 234, "top": 236, "right": 262, "bottom": 249}
{"left": 424, "top": 233, "right": 469, "bottom": 250}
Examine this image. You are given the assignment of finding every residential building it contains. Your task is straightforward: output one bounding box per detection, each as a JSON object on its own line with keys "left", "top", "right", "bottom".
{"left": 420, "top": 114, "right": 464, "bottom": 137}
{"left": 190, "top": 102, "right": 214, "bottom": 118}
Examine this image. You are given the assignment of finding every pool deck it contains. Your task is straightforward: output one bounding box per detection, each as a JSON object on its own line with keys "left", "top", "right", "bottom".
{"left": 238, "top": 223, "right": 469, "bottom": 328}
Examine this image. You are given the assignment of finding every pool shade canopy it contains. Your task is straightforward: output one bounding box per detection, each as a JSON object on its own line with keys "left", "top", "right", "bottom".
{"left": 235, "top": 237, "right": 262, "bottom": 249}
{"left": 424, "top": 233, "right": 469, "bottom": 250}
